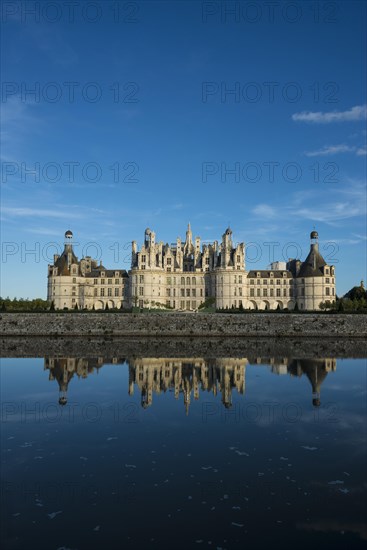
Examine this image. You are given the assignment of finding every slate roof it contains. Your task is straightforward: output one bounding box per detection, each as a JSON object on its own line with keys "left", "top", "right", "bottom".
{"left": 247, "top": 270, "right": 293, "bottom": 278}
{"left": 297, "top": 245, "right": 326, "bottom": 278}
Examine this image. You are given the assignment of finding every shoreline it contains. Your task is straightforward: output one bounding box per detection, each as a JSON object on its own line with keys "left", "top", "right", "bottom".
{"left": 1, "top": 312, "right": 366, "bottom": 344}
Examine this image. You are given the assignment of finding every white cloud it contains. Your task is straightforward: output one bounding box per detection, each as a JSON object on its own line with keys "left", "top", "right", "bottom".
{"left": 251, "top": 204, "right": 277, "bottom": 218}
{"left": 1, "top": 207, "right": 82, "bottom": 219}
{"left": 292, "top": 105, "right": 367, "bottom": 124}
{"left": 356, "top": 146, "right": 367, "bottom": 156}
{"left": 251, "top": 180, "right": 366, "bottom": 226}
{"left": 305, "top": 144, "right": 356, "bottom": 157}
{"left": 295, "top": 203, "right": 365, "bottom": 223}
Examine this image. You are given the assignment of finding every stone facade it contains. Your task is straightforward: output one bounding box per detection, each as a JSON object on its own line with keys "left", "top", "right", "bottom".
{"left": 47, "top": 231, "right": 128, "bottom": 310}
{"left": 47, "top": 226, "right": 336, "bottom": 311}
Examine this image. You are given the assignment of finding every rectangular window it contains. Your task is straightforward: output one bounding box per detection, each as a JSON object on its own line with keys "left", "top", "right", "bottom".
{"left": 94, "top": 279, "right": 98, "bottom": 284}
{"left": 181, "top": 289, "right": 185, "bottom": 297}
{"left": 108, "top": 279, "right": 112, "bottom": 284}
{"left": 239, "top": 276, "right": 242, "bottom": 283}
{"left": 167, "top": 258, "right": 171, "bottom": 265}
{"left": 73, "top": 278, "right": 76, "bottom": 283}
{"left": 101, "top": 279, "right": 105, "bottom": 285}
{"left": 270, "top": 289, "right": 274, "bottom": 297}
{"left": 115, "top": 288, "right": 119, "bottom": 296}
{"left": 326, "top": 287, "right": 330, "bottom": 295}
{"left": 142, "top": 255, "right": 146, "bottom": 262}
{"left": 115, "top": 279, "right": 119, "bottom": 284}
{"left": 250, "top": 288, "right": 254, "bottom": 297}
{"left": 250, "top": 279, "right": 254, "bottom": 285}
{"left": 139, "top": 287, "right": 144, "bottom": 296}
{"left": 263, "top": 289, "right": 268, "bottom": 297}
{"left": 180, "top": 301, "right": 185, "bottom": 309}
{"left": 186, "top": 289, "right": 190, "bottom": 297}
{"left": 192, "top": 301, "right": 196, "bottom": 309}
{"left": 166, "top": 289, "right": 171, "bottom": 296}
{"left": 108, "top": 288, "right": 112, "bottom": 296}
{"left": 236, "top": 255, "right": 240, "bottom": 263}
{"left": 94, "top": 288, "right": 98, "bottom": 296}
{"left": 263, "top": 279, "right": 267, "bottom": 285}
{"left": 326, "top": 277, "right": 330, "bottom": 284}
{"left": 276, "top": 288, "right": 281, "bottom": 297}
{"left": 276, "top": 279, "right": 280, "bottom": 285}
{"left": 101, "top": 288, "right": 105, "bottom": 297}
{"left": 192, "top": 288, "right": 196, "bottom": 297}
{"left": 139, "top": 275, "right": 144, "bottom": 283}
{"left": 283, "top": 289, "right": 287, "bottom": 296}
{"left": 257, "top": 288, "right": 260, "bottom": 297}
{"left": 239, "top": 288, "right": 242, "bottom": 296}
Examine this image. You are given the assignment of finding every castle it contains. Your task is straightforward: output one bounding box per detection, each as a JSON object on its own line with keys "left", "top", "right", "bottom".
{"left": 45, "top": 355, "right": 337, "bottom": 411}
{"left": 47, "top": 225, "right": 336, "bottom": 311}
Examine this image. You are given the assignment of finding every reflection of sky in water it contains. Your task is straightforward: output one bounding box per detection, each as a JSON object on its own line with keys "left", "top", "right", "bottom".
{"left": 1, "top": 357, "right": 366, "bottom": 550}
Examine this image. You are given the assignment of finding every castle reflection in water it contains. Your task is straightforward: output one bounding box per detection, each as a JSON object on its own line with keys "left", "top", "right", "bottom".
{"left": 44, "top": 356, "right": 336, "bottom": 413}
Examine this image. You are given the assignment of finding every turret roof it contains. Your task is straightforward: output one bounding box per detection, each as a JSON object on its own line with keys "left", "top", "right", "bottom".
{"left": 297, "top": 245, "right": 327, "bottom": 278}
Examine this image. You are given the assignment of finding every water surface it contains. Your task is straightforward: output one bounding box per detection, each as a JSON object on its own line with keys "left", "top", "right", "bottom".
{"left": 1, "top": 349, "right": 366, "bottom": 549}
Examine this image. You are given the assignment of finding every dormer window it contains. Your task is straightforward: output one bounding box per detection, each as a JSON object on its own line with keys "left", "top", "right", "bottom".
{"left": 257, "top": 272, "right": 260, "bottom": 277}
{"left": 283, "top": 272, "right": 287, "bottom": 277}
{"left": 101, "top": 271, "right": 105, "bottom": 277}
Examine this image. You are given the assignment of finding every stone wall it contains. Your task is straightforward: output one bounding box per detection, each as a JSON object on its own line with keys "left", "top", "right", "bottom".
{"left": 2, "top": 336, "right": 367, "bottom": 359}
{"left": 0, "top": 312, "right": 366, "bottom": 338}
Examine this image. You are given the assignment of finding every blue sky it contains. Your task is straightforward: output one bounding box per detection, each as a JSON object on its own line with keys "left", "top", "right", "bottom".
{"left": 1, "top": 0, "right": 366, "bottom": 298}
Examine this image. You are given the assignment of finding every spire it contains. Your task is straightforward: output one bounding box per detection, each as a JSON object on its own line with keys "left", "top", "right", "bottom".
{"left": 184, "top": 222, "right": 193, "bottom": 254}
{"left": 186, "top": 222, "right": 192, "bottom": 242}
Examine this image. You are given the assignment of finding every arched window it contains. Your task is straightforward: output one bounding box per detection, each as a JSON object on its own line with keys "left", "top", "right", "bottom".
{"left": 181, "top": 277, "right": 185, "bottom": 285}
{"left": 192, "top": 277, "right": 196, "bottom": 285}
{"left": 186, "top": 277, "right": 190, "bottom": 285}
